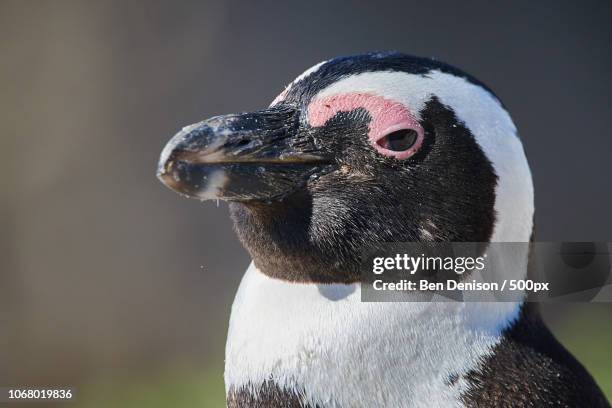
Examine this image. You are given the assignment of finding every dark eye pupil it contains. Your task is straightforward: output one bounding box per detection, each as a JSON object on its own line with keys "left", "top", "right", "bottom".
{"left": 385, "top": 129, "right": 418, "bottom": 151}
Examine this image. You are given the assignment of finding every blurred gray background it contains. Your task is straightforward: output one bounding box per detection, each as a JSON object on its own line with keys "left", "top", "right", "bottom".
{"left": 2, "top": 0, "right": 611, "bottom": 406}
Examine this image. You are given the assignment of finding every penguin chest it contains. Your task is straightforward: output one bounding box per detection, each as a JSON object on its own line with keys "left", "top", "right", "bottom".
{"left": 224, "top": 263, "right": 519, "bottom": 408}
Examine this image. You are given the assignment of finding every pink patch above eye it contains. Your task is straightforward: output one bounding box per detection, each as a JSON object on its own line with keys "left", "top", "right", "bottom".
{"left": 307, "top": 93, "right": 424, "bottom": 159}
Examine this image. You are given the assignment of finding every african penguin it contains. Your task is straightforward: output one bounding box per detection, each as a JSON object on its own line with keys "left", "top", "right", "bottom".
{"left": 157, "top": 52, "right": 609, "bottom": 407}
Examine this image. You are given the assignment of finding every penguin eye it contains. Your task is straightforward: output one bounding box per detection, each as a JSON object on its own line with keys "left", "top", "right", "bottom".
{"left": 373, "top": 127, "right": 423, "bottom": 160}
{"left": 379, "top": 129, "right": 418, "bottom": 152}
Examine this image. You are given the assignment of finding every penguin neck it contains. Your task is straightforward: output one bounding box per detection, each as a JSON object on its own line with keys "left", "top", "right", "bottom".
{"left": 225, "top": 215, "right": 534, "bottom": 406}
{"left": 229, "top": 197, "right": 534, "bottom": 286}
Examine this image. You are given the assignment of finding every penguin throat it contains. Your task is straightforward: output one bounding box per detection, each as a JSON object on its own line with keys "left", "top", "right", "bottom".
{"left": 229, "top": 191, "right": 362, "bottom": 284}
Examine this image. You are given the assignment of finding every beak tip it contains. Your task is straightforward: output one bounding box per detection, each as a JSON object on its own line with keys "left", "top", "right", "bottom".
{"left": 156, "top": 167, "right": 168, "bottom": 185}
{"left": 156, "top": 151, "right": 185, "bottom": 194}
{"left": 156, "top": 165, "right": 178, "bottom": 193}
{"left": 156, "top": 151, "right": 229, "bottom": 201}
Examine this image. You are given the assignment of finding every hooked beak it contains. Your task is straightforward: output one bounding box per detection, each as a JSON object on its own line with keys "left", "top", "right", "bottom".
{"left": 157, "top": 105, "right": 332, "bottom": 202}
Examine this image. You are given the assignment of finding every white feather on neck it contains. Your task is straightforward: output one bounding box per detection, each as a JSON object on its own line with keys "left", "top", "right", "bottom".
{"left": 225, "top": 263, "right": 522, "bottom": 407}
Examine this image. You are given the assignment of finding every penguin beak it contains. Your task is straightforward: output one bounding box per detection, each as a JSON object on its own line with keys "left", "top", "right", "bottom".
{"left": 157, "top": 105, "right": 332, "bottom": 202}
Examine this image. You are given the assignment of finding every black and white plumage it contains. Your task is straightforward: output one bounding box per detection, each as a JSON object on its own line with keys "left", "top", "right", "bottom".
{"left": 158, "top": 52, "right": 609, "bottom": 407}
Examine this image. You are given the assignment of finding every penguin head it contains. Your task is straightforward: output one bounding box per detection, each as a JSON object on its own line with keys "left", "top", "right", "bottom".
{"left": 158, "top": 52, "right": 534, "bottom": 282}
